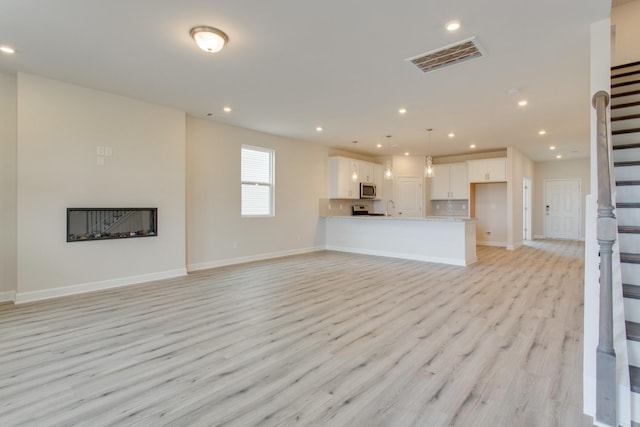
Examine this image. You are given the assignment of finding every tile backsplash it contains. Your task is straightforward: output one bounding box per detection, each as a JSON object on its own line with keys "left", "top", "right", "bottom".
{"left": 430, "top": 200, "right": 469, "bottom": 217}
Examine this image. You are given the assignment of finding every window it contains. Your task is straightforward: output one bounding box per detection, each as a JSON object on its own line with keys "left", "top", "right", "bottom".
{"left": 241, "top": 145, "right": 274, "bottom": 216}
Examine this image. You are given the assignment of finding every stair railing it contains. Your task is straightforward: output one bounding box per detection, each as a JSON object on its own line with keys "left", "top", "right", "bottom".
{"left": 593, "top": 90, "right": 617, "bottom": 426}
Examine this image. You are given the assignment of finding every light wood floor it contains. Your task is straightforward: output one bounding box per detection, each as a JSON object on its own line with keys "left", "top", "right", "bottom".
{"left": 0, "top": 241, "right": 594, "bottom": 426}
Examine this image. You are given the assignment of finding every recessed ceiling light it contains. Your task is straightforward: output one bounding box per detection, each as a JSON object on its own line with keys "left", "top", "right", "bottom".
{"left": 556, "top": 154, "right": 562, "bottom": 159}
{"left": 223, "top": 106, "right": 232, "bottom": 113}
{"left": 446, "top": 21, "right": 461, "bottom": 31}
{"left": 376, "top": 143, "right": 382, "bottom": 148}
{"left": 549, "top": 145, "right": 556, "bottom": 150}
{"left": 448, "top": 133, "right": 455, "bottom": 138}
{"left": 316, "top": 126, "right": 323, "bottom": 132}
{"left": 518, "top": 100, "right": 528, "bottom": 107}
{"left": 0, "top": 45, "right": 15, "bottom": 54}
{"left": 538, "top": 130, "right": 546, "bottom": 135}
{"left": 470, "top": 144, "right": 476, "bottom": 149}
{"left": 404, "top": 152, "right": 410, "bottom": 156}
{"left": 398, "top": 108, "right": 407, "bottom": 114}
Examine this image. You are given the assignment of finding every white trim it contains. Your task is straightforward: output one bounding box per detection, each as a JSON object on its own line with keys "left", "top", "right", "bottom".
{"left": 14, "top": 268, "right": 187, "bottom": 304}
{"left": 0, "top": 291, "right": 16, "bottom": 303}
{"left": 507, "top": 241, "right": 524, "bottom": 251}
{"left": 187, "top": 246, "right": 324, "bottom": 272}
{"left": 325, "top": 244, "right": 476, "bottom": 266}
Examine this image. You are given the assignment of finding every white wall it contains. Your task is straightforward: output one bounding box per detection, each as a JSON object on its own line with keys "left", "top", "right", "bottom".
{"left": 186, "top": 117, "right": 327, "bottom": 270}
{"left": 0, "top": 73, "right": 17, "bottom": 300}
{"left": 533, "top": 159, "right": 590, "bottom": 239}
{"left": 15, "top": 74, "right": 186, "bottom": 302}
{"left": 611, "top": 0, "right": 640, "bottom": 66}
{"left": 474, "top": 183, "right": 508, "bottom": 246}
{"left": 507, "top": 147, "right": 534, "bottom": 249}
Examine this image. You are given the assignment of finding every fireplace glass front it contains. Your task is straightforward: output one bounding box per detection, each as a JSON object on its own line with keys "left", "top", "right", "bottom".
{"left": 67, "top": 208, "right": 157, "bottom": 242}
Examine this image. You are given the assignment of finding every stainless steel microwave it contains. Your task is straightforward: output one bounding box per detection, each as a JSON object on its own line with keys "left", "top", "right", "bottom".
{"left": 360, "top": 182, "right": 376, "bottom": 199}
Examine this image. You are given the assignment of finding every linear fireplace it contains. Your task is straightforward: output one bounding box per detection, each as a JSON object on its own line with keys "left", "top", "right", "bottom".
{"left": 67, "top": 208, "right": 157, "bottom": 242}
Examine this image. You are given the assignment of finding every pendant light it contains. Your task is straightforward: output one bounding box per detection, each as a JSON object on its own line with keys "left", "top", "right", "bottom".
{"left": 424, "top": 128, "right": 434, "bottom": 178}
{"left": 384, "top": 135, "right": 393, "bottom": 180}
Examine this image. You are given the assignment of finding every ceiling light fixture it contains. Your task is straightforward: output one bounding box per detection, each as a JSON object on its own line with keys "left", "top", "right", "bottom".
{"left": 556, "top": 154, "right": 562, "bottom": 159}
{"left": 376, "top": 143, "right": 382, "bottom": 148}
{"left": 398, "top": 108, "right": 407, "bottom": 114}
{"left": 448, "top": 132, "right": 455, "bottom": 138}
{"left": 0, "top": 45, "right": 15, "bottom": 54}
{"left": 446, "top": 21, "right": 461, "bottom": 31}
{"left": 538, "top": 129, "right": 546, "bottom": 135}
{"left": 424, "top": 128, "right": 434, "bottom": 178}
{"left": 316, "top": 126, "right": 323, "bottom": 132}
{"left": 384, "top": 135, "right": 393, "bottom": 180}
{"left": 470, "top": 144, "right": 476, "bottom": 149}
{"left": 549, "top": 145, "right": 556, "bottom": 150}
{"left": 518, "top": 100, "right": 528, "bottom": 107}
{"left": 190, "top": 26, "right": 229, "bottom": 53}
{"left": 223, "top": 106, "right": 232, "bottom": 113}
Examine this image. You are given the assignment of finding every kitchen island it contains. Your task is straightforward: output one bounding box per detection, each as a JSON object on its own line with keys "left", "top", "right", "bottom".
{"left": 323, "top": 216, "right": 477, "bottom": 266}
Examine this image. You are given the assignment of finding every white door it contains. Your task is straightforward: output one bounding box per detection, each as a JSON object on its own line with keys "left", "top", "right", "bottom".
{"left": 544, "top": 179, "right": 581, "bottom": 239}
{"left": 397, "top": 177, "right": 423, "bottom": 217}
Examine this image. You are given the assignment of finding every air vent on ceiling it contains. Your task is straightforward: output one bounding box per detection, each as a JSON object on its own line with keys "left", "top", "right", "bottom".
{"left": 407, "top": 37, "right": 485, "bottom": 74}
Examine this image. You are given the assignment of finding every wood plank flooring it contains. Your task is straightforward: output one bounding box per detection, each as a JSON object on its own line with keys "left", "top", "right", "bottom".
{"left": 0, "top": 241, "right": 594, "bottom": 426}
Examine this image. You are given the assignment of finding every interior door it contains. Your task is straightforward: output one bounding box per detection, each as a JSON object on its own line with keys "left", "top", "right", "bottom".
{"left": 397, "top": 177, "right": 423, "bottom": 217}
{"left": 544, "top": 179, "right": 581, "bottom": 239}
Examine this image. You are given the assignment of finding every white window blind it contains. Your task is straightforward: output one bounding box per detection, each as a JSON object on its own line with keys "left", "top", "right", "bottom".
{"left": 241, "top": 146, "right": 274, "bottom": 216}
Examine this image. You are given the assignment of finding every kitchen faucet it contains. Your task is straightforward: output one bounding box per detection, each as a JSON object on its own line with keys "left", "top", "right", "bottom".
{"left": 386, "top": 200, "right": 395, "bottom": 217}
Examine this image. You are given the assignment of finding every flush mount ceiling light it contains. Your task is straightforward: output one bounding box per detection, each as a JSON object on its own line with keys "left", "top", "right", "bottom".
{"left": 0, "top": 45, "right": 15, "bottom": 54}
{"left": 424, "top": 129, "right": 434, "bottom": 178}
{"left": 446, "top": 20, "right": 461, "bottom": 31}
{"left": 190, "top": 26, "right": 229, "bottom": 53}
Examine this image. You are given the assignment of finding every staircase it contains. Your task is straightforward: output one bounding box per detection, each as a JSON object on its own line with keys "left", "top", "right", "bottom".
{"left": 611, "top": 60, "right": 640, "bottom": 424}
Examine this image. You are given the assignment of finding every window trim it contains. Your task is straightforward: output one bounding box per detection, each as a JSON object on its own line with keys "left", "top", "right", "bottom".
{"left": 241, "top": 145, "right": 275, "bottom": 217}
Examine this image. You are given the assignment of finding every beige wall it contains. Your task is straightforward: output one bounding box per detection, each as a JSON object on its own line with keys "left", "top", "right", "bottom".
{"left": 475, "top": 182, "right": 508, "bottom": 246}
{"left": 186, "top": 117, "right": 327, "bottom": 270}
{"left": 533, "top": 158, "right": 590, "bottom": 239}
{"left": 15, "top": 74, "right": 186, "bottom": 300}
{"left": 611, "top": 0, "right": 640, "bottom": 66}
{"left": 0, "top": 73, "right": 17, "bottom": 299}
{"left": 508, "top": 146, "right": 535, "bottom": 249}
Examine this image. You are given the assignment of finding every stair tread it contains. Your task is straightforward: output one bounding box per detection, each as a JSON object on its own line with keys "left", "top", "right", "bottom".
{"left": 612, "top": 100, "right": 640, "bottom": 109}
{"left": 615, "top": 161, "right": 640, "bottom": 167}
{"left": 624, "top": 284, "right": 640, "bottom": 300}
{"left": 612, "top": 90, "right": 640, "bottom": 100}
{"left": 613, "top": 142, "right": 640, "bottom": 150}
{"left": 621, "top": 252, "right": 640, "bottom": 264}
{"left": 619, "top": 226, "right": 640, "bottom": 233}
{"left": 632, "top": 365, "right": 640, "bottom": 394}
{"left": 617, "top": 180, "right": 640, "bottom": 186}
{"left": 612, "top": 113, "right": 640, "bottom": 121}
{"left": 617, "top": 203, "right": 640, "bottom": 208}
{"left": 629, "top": 321, "right": 640, "bottom": 341}
{"left": 613, "top": 128, "right": 640, "bottom": 135}
{"left": 612, "top": 80, "right": 640, "bottom": 89}
{"left": 612, "top": 60, "right": 640, "bottom": 71}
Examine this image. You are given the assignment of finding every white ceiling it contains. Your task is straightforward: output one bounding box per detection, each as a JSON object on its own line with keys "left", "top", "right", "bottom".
{"left": 0, "top": 0, "right": 610, "bottom": 161}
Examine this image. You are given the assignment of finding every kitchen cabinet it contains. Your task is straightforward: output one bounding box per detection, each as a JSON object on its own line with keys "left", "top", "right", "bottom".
{"left": 467, "top": 158, "right": 507, "bottom": 183}
{"left": 328, "top": 157, "right": 359, "bottom": 199}
{"left": 430, "top": 163, "right": 468, "bottom": 200}
{"left": 328, "top": 157, "right": 383, "bottom": 199}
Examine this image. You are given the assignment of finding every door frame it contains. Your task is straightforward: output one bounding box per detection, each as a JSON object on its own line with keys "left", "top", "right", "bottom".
{"left": 523, "top": 177, "right": 532, "bottom": 241}
{"left": 543, "top": 178, "right": 582, "bottom": 240}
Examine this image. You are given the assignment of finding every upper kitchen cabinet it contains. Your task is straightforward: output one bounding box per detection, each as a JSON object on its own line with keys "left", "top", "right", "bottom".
{"left": 467, "top": 158, "right": 507, "bottom": 183}
{"left": 430, "top": 163, "right": 469, "bottom": 200}
{"left": 328, "top": 157, "right": 359, "bottom": 199}
{"left": 327, "top": 157, "right": 383, "bottom": 199}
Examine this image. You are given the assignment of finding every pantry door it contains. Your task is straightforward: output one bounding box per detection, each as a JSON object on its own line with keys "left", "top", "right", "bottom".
{"left": 397, "top": 177, "right": 423, "bottom": 218}
{"left": 544, "top": 179, "right": 581, "bottom": 240}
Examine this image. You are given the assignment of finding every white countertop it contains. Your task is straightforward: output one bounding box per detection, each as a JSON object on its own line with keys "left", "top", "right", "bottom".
{"left": 322, "top": 215, "right": 476, "bottom": 222}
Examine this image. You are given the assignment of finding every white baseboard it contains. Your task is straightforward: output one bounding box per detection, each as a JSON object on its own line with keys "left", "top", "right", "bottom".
{"left": 187, "top": 246, "right": 324, "bottom": 272}
{"left": 0, "top": 291, "right": 16, "bottom": 303}
{"left": 507, "top": 241, "right": 524, "bottom": 251}
{"left": 534, "top": 234, "right": 546, "bottom": 239}
{"left": 14, "top": 268, "right": 187, "bottom": 304}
